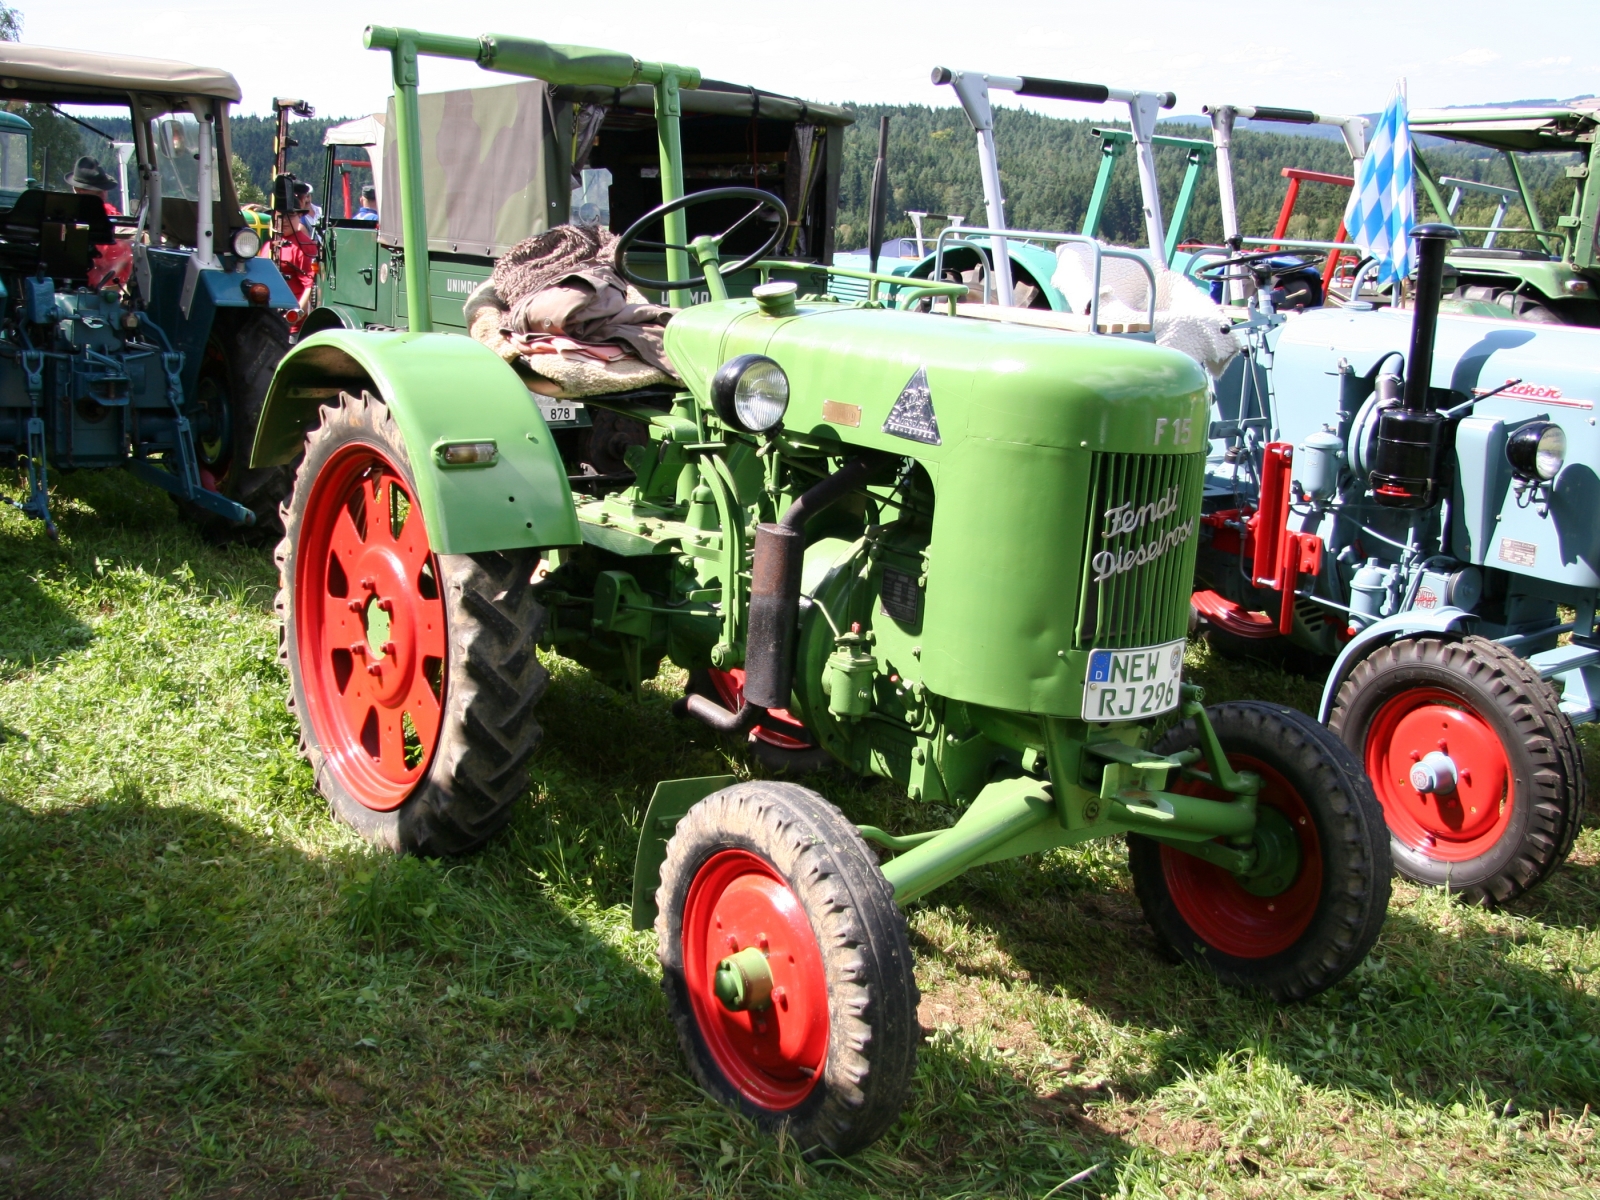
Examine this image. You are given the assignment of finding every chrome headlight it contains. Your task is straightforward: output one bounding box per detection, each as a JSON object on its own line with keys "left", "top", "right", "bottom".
{"left": 230, "top": 227, "right": 261, "bottom": 259}
{"left": 711, "top": 354, "right": 789, "bottom": 433}
{"left": 1506, "top": 420, "right": 1565, "bottom": 481}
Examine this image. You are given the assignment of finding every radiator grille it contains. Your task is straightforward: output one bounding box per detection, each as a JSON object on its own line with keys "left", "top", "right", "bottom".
{"left": 1075, "top": 451, "right": 1205, "bottom": 649}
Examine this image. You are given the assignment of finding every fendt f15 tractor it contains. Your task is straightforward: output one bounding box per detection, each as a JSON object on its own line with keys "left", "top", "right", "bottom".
{"left": 1193, "top": 223, "right": 1593, "bottom": 907}
{"left": 0, "top": 44, "right": 298, "bottom": 537}
{"left": 250, "top": 27, "right": 1389, "bottom": 1155}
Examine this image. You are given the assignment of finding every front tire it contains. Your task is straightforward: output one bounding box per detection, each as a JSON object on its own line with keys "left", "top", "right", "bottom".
{"left": 277, "top": 389, "right": 547, "bottom": 855}
{"left": 1328, "top": 635, "right": 1582, "bottom": 905}
{"left": 1129, "top": 702, "right": 1391, "bottom": 1000}
{"left": 655, "top": 781, "right": 919, "bottom": 1157}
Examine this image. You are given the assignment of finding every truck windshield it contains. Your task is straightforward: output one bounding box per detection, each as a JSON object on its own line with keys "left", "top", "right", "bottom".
{"left": 152, "top": 112, "right": 220, "bottom": 203}
{"left": 0, "top": 130, "right": 26, "bottom": 192}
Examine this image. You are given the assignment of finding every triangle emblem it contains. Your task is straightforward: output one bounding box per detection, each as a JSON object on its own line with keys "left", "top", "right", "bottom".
{"left": 881, "top": 366, "right": 941, "bottom": 445}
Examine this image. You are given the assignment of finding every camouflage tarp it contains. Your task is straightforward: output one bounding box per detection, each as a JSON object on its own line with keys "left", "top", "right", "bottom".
{"left": 380, "top": 80, "right": 551, "bottom": 257}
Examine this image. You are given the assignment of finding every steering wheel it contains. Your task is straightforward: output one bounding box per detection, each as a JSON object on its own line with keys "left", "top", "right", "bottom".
{"left": 1194, "top": 249, "right": 1318, "bottom": 283}
{"left": 615, "top": 187, "right": 789, "bottom": 291}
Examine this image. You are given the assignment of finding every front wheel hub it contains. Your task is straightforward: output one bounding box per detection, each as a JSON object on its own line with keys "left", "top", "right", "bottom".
{"left": 1366, "top": 690, "right": 1510, "bottom": 860}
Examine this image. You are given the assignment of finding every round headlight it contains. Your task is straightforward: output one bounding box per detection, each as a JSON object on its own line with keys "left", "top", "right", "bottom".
{"left": 1506, "top": 420, "right": 1565, "bottom": 481}
{"left": 230, "top": 227, "right": 261, "bottom": 259}
{"left": 711, "top": 354, "right": 789, "bottom": 433}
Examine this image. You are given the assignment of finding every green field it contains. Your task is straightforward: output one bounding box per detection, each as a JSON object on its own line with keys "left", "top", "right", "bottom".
{"left": 2, "top": 474, "right": 1596, "bottom": 1199}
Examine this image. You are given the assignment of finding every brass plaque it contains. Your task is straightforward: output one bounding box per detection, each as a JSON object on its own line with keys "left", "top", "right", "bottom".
{"left": 822, "top": 399, "right": 862, "bottom": 427}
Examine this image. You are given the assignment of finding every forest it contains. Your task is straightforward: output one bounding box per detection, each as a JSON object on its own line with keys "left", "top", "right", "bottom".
{"left": 12, "top": 96, "right": 1586, "bottom": 257}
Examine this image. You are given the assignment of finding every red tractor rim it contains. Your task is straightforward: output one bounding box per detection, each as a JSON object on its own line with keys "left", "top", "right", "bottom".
{"left": 1160, "top": 756, "right": 1323, "bottom": 959}
{"left": 295, "top": 443, "right": 447, "bottom": 811}
{"left": 682, "top": 849, "right": 829, "bottom": 1109}
{"left": 707, "top": 667, "right": 814, "bottom": 750}
{"left": 1365, "top": 688, "right": 1513, "bottom": 862}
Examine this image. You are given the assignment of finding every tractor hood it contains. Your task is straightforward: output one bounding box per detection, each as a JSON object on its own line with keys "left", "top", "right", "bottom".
{"left": 666, "top": 299, "right": 1209, "bottom": 461}
{"left": 1265, "top": 306, "right": 1600, "bottom": 591}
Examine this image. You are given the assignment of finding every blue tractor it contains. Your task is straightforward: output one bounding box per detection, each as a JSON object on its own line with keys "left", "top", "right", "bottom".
{"left": 1192, "top": 223, "right": 1593, "bottom": 906}
{"left": 0, "top": 42, "right": 298, "bottom": 538}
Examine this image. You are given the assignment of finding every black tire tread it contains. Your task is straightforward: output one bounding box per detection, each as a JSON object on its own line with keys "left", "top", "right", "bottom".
{"left": 276, "top": 389, "right": 547, "bottom": 856}
{"left": 1131, "top": 701, "right": 1391, "bottom": 1001}
{"left": 655, "top": 780, "right": 918, "bottom": 1157}
{"left": 1328, "top": 635, "right": 1577, "bottom": 904}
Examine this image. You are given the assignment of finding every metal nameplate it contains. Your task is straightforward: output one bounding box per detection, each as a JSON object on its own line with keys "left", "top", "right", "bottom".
{"left": 1498, "top": 538, "right": 1538, "bottom": 567}
{"left": 822, "top": 399, "right": 862, "bottom": 427}
{"left": 879, "top": 566, "right": 921, "bottom": 624}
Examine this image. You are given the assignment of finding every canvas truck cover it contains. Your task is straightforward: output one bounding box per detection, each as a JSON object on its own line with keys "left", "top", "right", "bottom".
{"left": 0, "top": 42, "right": 241, "bottom": 103}
{"left": 381, "top": 81, "right": 552, "bottom": 258}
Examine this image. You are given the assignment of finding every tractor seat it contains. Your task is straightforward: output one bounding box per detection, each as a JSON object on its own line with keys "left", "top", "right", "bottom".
{"left": 954, "top": 302, "right": 1151, "bottom": 335}
{"left": 0, "top": 189, "right": 118, "bottom": 283}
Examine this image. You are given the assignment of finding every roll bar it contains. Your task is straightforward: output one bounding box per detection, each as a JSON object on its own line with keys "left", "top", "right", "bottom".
{"left": 932, "top": 67, "right": 1178, "bottom": 303}
{"left": 364, "top": 25, "right": 700, "bottom": 328}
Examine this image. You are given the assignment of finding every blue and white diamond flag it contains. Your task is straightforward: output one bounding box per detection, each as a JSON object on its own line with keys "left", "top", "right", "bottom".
{"left": 1345, "top": 83, "right": 1415, "bottom": 286}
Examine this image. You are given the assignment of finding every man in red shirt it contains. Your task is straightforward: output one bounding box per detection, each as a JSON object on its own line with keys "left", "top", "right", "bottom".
{"left": 66, "top": 156, "right": 133, "bottom": 290}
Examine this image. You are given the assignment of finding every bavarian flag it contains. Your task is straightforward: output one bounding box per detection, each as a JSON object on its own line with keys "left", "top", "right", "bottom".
{"left": 1345, "top": 83, "right": 1415, "bottom": 287}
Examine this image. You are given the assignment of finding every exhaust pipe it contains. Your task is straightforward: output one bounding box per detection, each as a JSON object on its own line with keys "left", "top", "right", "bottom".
{"left": 1369, "top": 223, "right": 1457, "bottom": 508}
{"left": 678, "top": 454, "right": 887, "bottom": 729}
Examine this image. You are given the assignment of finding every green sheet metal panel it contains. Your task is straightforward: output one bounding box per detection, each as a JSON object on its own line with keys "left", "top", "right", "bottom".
{"left": 250, "top": 329, "right": 581, "bottom": 554}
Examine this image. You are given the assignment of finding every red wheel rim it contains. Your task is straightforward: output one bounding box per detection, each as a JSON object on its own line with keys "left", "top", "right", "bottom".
{"left": 706, "top": 668, "right": 814, "bottom": 751}
{"left": 681, "top": 850, "right": 829, "bottom": 1109}
{"left": 1160, "top": 756, "right": 1323, "bottom": 959}
{"left": 1364, "top": 689, "right": 1512, "bottom": 862}
{"left": 295, "top": 443, "right": 447, "bottom": 811}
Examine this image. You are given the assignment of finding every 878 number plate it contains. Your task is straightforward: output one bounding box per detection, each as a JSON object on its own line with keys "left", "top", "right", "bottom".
{"left": 1082, "top": 639, "right": 1185, "bottom": 722}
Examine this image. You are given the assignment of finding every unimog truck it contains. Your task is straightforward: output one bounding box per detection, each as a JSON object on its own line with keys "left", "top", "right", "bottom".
{"left": 250, "top": 26, "right": 1390, "bottom": 1155}
{"left": 0, "top": 43, "right": 299, "bottom": 536}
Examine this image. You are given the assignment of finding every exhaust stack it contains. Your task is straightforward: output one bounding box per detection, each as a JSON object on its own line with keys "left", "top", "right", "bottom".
{"left": 1369, "top": 223, "right": 1458, "bottom": 508}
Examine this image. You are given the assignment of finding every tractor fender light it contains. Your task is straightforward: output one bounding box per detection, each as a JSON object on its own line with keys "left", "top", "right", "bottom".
{"left": 711, "top": 353, "right": 789, "bottom": 433}
{"left": 1564, "top": 278, "right": 1592, "bottom": 296}
{"left": 435, "top": 440, "right": 498, "bottom": 467}
{"left": 231, "top": 227, "right": 261, "bottom": 259}
{"left": 241, "top": 279, "right": 272, "bottom": 306}
{"left": 1506, "top": 420, "right": 1565, "bottom": 481}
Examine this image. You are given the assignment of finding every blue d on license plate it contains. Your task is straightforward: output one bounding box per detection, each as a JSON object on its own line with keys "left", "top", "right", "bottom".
{"left": 1082, "top": 639, "right": 1185, "bottom": 722}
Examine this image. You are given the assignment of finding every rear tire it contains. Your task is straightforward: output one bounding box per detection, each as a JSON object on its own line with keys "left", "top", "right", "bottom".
{"left": 656, "top": 780, "right": 918, "bottom": 1157}
{"left": 277, "top": 389, "right": 547, "bottom": 855}
{"left": 182, "top": 310, "right": 293, "bottom": 536}
{"left": 1328, "top": 635, "right": 1580, "bottom": 905}
{"left": 1129, "top": 702, "right": 1391, "bottom": 1000}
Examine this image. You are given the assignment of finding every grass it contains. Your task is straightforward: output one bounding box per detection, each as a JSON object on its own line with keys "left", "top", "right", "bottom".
{"left": 1, "top": 470, "right": 1597, "bottom": 1200}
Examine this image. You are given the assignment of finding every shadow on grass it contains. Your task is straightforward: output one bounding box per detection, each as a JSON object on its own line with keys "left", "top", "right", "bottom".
{"left": 0, "top": 472, "right": 280, "bottom": 682}
{"left": 0, "top": 778, "right": 661, "bottom": 1199}
{"left": 911, "top": 844, "right": 1600, "bottom": 1127}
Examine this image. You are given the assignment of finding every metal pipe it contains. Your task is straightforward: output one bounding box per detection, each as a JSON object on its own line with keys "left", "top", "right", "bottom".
{"left": 868, "top": 116, "right": 891, "bottom": 274}
{"left": 1403, "top": 224, "right": 1457, "bottom": 412}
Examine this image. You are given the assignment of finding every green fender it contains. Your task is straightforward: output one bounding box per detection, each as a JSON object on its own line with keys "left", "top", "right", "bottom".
{"left": 249, "top": 329, "right": 581, "bottom": 554}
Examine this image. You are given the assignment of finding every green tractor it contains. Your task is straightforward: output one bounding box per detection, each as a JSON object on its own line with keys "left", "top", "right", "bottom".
{"left": 251, "top": 26, "right": 1391, "bottom": 1156}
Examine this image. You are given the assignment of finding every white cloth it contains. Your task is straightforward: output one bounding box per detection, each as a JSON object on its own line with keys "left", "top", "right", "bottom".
{"left": 1051, "top": 242, "right": 1242, "bottom": 378}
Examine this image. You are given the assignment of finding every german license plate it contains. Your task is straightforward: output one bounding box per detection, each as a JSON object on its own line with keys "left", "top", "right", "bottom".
{"left": 539, "top": 400, "right": 584, "bottom": 428}
{"left": 1082, "top": 639, "right": 1185, "bottom": 722}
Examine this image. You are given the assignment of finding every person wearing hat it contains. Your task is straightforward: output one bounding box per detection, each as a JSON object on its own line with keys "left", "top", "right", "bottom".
{"left": 353, "top": 184, "right": 377, "bottom": 222}
{"left": 66, "top": 156, "right": 132, "bottom": 290}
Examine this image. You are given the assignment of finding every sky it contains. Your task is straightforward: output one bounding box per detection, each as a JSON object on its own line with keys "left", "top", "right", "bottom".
{"left": 19, "top": 0, "right": 1600, "bottom": 122}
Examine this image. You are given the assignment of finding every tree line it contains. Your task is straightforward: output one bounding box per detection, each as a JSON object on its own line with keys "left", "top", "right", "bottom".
{"left": 9, "top": 91, "right": 1584, "bottom": 259}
